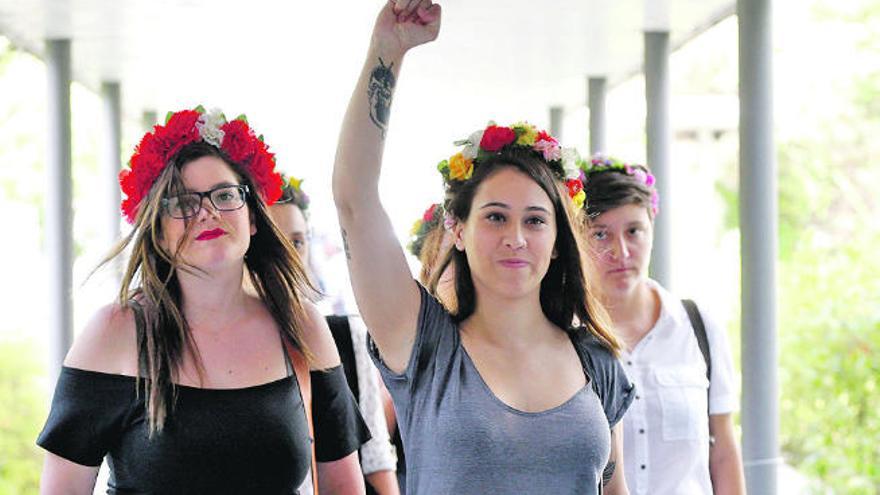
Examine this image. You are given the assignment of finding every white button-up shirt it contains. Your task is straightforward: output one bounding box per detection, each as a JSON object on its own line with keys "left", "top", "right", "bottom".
{"left": 348, "top": 316, "right": 399, "bottom": 475}
{"left": 622, "top": 279, "right": 737, "bottom": 495}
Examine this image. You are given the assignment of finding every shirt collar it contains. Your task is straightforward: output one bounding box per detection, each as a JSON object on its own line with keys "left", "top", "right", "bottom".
{"left": 644, "top": 278, "right": 688, "bottom": 328}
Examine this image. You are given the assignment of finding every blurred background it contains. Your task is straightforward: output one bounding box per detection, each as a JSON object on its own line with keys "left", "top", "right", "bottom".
{"left": 1, "top": 0, "right": 878, "bottom": 493}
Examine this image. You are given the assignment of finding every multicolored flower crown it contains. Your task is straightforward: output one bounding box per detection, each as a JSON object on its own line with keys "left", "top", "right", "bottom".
{"left": 436, "top": 121, "right": 586, "bottom": 208}
{"left": 276, "top": 174, "right": 311, "bottom": 214}
{"left": 119, "top": 106, "right": 283, "bottom": 224}
{"left": 408, "top": 202, "right": 444, "bottom": 258}
{"left": 578, "top": 154, "right": 659, "bottom": 216}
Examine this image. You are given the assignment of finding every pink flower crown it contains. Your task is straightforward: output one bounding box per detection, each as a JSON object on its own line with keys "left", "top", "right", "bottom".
{"left": 578, "top": 154, "right": 660, "bottom": 216}
{"left": 119, "top": 106, "right": 283, "bottom": 224}
{"left": 436, "top": 121, "right": 586, "bottom": 208}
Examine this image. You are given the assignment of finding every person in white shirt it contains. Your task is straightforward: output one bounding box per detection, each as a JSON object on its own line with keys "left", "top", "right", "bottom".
{"left": 580, "top": 155, "right": 746, "bottom": 494}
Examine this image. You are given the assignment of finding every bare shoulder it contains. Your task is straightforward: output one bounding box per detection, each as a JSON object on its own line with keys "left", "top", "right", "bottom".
{"left": 297, "top": 300, "right": 342, "bottom": 371}
{"left": 63, "top": 302, "right": 138, "bottom": 376}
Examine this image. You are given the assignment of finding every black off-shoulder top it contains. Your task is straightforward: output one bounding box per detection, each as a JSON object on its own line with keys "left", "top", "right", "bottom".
{"left": 37, "top": 363, "right": 369, "bottom": 494}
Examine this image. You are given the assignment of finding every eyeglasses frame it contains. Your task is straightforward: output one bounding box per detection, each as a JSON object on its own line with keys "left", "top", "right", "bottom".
{"left": 161, "top": 184, "right": 250, "bottom": 219}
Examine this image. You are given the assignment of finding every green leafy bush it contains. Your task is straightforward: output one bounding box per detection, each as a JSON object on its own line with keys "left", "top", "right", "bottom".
{"left": 0, "top": 338, "right": 47, "bottom": 494}
{"left": 778, "top": 230, "right": 880, "bottom": 494}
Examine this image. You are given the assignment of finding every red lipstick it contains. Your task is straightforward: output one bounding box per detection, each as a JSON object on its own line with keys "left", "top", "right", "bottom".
{"left": 196, "top": 228, "right": 226, "bottom": 241}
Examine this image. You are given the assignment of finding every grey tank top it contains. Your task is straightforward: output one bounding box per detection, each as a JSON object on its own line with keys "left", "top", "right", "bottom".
{"left": 369, "top": 284, "right": 634, "bottom": 494}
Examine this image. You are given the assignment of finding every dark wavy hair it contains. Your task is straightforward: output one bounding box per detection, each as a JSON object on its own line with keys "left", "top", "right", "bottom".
{"left": 429, "top": 147, "right": 621, "bottom": 355}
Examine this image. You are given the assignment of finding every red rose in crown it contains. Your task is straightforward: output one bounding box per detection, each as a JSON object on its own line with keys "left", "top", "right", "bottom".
{"left": 479, "top": 125, "right": 517, "bottom": 152}
{"left": 119, "top": 106, "right": 283, "bottom": 224}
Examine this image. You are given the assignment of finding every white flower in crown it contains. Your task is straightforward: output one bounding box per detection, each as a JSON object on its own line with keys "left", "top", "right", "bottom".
{"left": 561, "top": 147, "right": 582, "bottom": 179}
{"left": 196, "top": 108, "right": 226, "bottom": 148}
{"left": 443, "top": 211, "right": 457, "bottom": 231}
{"left": 456, "top": 129, "right": 485, "bottom": 160}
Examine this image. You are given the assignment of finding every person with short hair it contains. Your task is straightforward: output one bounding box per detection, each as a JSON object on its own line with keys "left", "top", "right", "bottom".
{"left": 580, "top": 155, "right": 746, "bottom": 494}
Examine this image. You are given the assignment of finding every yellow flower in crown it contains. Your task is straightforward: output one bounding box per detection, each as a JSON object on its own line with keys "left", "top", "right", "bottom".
{"left": 287, "top": 175, "right": 303, "bottom": 191}
{"left": 513, "top": 122, "right": 539, "bottom": 146}
{"left": 410, "top": 219, "right": 424, "bottom": 236}
{"left": 572, "top": 190, "right": 586, "bottom": 209}
{"left": 448, "top": 152, "right": 474, "bottom": 181}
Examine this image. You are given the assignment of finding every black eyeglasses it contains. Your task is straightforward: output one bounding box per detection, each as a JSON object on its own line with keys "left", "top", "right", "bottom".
{"left": 162, "top": 184, "right": 250, "bottom": 219}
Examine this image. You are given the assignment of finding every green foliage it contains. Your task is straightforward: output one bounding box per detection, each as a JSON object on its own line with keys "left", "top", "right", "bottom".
{"left": 0, "top": 37, "right": 46, "bottom": 493}
{"left": 773, "top": 60, "right": 880, "bottom": 495}
{"left": 711, "top": 127, "right": 880, "bottom": 494}
{"left": 778, "top": 231, "right": 880, "bottom": 494}
{"left": 708, "top": 1, "right": 880, "bottom": 489}
{"left": 0, "top": 37, "right": 102, "bottom": 493}
{"left": 0, "top": 339, "right": 48, "bottom": 494}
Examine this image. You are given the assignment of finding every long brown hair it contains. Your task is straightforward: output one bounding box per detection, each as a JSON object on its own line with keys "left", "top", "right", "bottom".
{"left": 101, "top": 142, "right": 315, "bottom": 434}
{"left": 416, "top": 223, "right": 447, "bottom": 286}
{"left": 429, "top": 147, "right": 622, "bottom": 355}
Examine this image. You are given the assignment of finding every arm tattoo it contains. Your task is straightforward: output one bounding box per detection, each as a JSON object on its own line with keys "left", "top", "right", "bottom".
{"left": 367, "top": 57, "right": 396, "bottom": 138}
{"left": 341, "top": 228, "right": 352, "bottom": 260}
{"left": 602, "top": 459, "right": 617, "bottom": 486}
{"left": 602, "top": 430, "right": 617, "bottom": 486}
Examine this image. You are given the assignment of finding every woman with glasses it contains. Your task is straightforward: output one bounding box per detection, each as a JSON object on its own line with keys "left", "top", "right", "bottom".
{"left": 37, "top": 108, "right": 370, "bottom": 494}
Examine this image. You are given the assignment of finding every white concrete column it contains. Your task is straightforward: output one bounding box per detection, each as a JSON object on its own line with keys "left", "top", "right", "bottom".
{"left": 587, "top": 76, "right": 607, "bottom": 155}
{"left": 45, "top": 39, "right": 73, "bottom": 383}
{"left": 739, "top": 0, "right": 780, "bottom": 492}
{"left": 644, "top": 31, "right": 672, "bottom": 288}
{"left": 549, "top": 106, "right": 563, "bottom": 140}
{"left": 101, "top": 82, "right": 122, "bottom": 255}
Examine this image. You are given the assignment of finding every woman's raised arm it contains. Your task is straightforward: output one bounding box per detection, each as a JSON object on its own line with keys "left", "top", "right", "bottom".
{"left": 333, "top": 0, "right": 441, "bottom": 373}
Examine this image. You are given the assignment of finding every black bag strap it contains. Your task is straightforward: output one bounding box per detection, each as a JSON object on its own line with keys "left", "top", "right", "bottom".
{"left": 324, "top": 315, "right": 360, "bottom": 402}
{"left": 682, "top": 299, "right": 711, "bottom": 384}
{"left": 325, "top": 315, "right": 381, "bottom": 495}
{"left": 682, "top": 299, "right": 715, "bottom": 446}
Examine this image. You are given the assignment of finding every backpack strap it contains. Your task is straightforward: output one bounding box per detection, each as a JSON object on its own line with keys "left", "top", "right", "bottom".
{"left": 681, "top": 299, "right": 714, "bottom": 446}
{"left": 283, "top": 338, "right": 319, "bottom": 495}
{"left": 325, "top": 315, "right": 360, "bottom": 401}
{"left": 682, "top": 299, "right": 711, "bottom": 384}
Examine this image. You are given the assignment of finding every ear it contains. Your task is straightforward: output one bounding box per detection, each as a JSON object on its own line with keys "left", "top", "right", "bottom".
{"left": 453, "top": 221, "right": 466, "bottom": 251}
{"left": 249, "top": 209, "right": 257, "bottom": 236}
{"left": 551, "top": 246, "right": 558, "bottom": 259}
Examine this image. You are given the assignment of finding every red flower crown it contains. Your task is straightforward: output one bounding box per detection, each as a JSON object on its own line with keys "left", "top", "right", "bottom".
{"left": 119, "top": 106, "right": 283, "bottom": 224}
